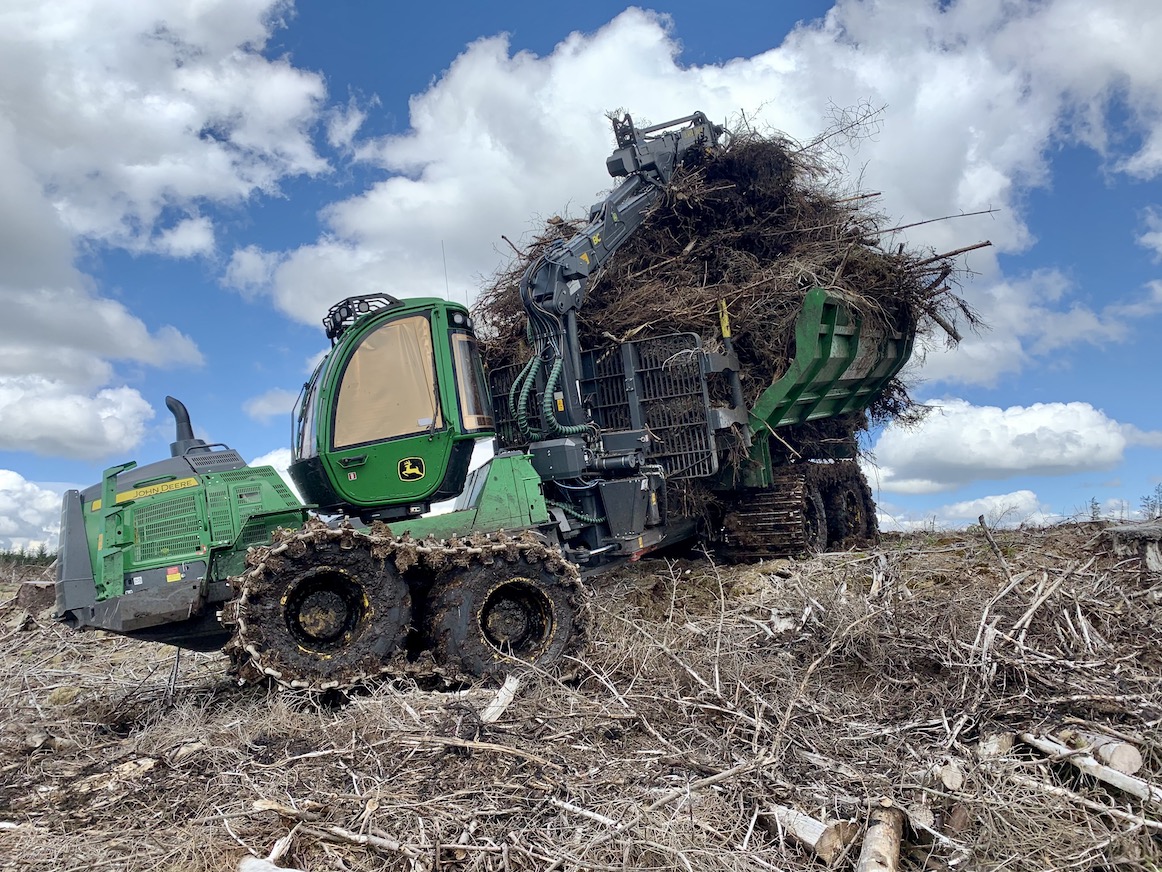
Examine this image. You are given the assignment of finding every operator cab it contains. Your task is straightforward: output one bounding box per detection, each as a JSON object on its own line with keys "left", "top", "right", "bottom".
{"left": 289, "top": 294, "right": 494, "bottom": 521}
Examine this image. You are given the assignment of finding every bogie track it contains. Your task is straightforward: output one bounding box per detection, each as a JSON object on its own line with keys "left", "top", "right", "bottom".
{"left": 716, "top": 462, "right": 877, "bottom": 561}
{"left": 223, "top": 519, "right": 587, "bottom": 690}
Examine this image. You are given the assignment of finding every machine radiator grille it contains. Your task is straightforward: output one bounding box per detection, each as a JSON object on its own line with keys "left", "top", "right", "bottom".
{"left": 133, "top": 493, "right": 204, "bottom": 562}
{"left": 206, "top": 487, "right": 234, "bottom": 545}
{"left": 217, "top": 467, "right": 298, "bottom": 505}
{"left": 184, "top": 450, "right": 246, "bottom": 473}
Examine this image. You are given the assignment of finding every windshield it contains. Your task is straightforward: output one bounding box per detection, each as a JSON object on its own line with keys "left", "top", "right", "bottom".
{"left": 450, "top": 331, "right": 494, "bottom": 433}
{"left": 332, "top": 314, "right": 443, "bottom": 449}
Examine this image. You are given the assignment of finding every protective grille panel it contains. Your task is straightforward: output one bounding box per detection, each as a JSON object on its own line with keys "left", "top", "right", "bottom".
{"left": 133, "top": 492, "right": 204, "bottom": 562}
{"left": 586, "top": 334, "right": 717, "bottom": 480}
{"left": 489, "top": 364, "right": 541, "bottom": 449}
{"left": 489, "top": 334, "right": 717, "bottom": 480}
{"left": 206, "top": 486, "right": 234, "bottom": 545}
{"left": 217, "top": 467, "right": 297, "bottom": 505}
{"left": 185, "top": 450, "right": 246, "bottom": 473}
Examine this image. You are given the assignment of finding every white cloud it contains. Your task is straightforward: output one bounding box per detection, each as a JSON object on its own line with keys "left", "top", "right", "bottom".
{"left": 936, "top": 490, "right": 1056, "bottom": 527}
{"left": 244, "top": 388, "right": 299, "bottom": 423}
{"left": 0, "top": 378, "right": 154, "bottom": 459}
{"left": 1140, "top": 208, "right": 1162, "bottom": 259}
{"left": 0, "top": 287, "right": 203, "bottom": 377}
{"left": 224, "top": 244, "right": 286, "bottom": 295}
{"left": 326, "top": 97, "right": 372, "bottom": 152}
{"left": 154, "top": 216, "right": 215, "bottom": 258}
{"left": 912, "top": 269, "right": 1162, "bottom": 387}
{"left": 0, "top": 470, "right": 62, "bottom": 551}
{"left": 224, "top": 0, "right": 1162, "bottom": 380}
{"left": 866, "top": 398, "right": 1158, "bottom": 494}
{"left": 249, "top": 447, "right": 300, "bottom": 500}
{"left": 0, "top": 0, "right": 330, "bottom": 461}
{"left": 0, "top": 0, "right": 327, "bottom": 250}
{"left": 877, "top": 489, "right": 1058, "bottom": 532}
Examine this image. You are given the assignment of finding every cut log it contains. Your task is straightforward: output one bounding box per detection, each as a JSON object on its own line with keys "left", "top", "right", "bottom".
{"left": 764, "top": 804, "right": 859, "bottom": 863}
{"left": 1056, "top": 728, "right": 1143, "bottom": 775}
{"left": 856, "top": 799, "right": 904, "bottom": 872}
{"left": 975, "top": 733, "right": 1015, "bottom": 759}
{"left": 928, "top": 760, "right": 965, "bottom": 792}
{"left": 1018, "top": 733, "right": 1162, "bottom": 802}
{"left": 904, "top": 802, "right": 934, "bottom": 831}
{"left": 238, "top": 859, "right": 306, "bottom": 872}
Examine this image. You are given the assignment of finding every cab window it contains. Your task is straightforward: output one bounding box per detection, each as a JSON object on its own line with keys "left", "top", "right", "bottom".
{"left": 294, "top": 359, "right": 327, "bottom": 460}
{"left": 333, "top": 315, "right": 443, "bottom": 449}
{"left": 450, "top": 332, "right": 494, "bottom": 433}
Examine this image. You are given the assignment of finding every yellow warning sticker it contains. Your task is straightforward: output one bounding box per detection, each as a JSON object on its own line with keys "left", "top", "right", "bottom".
{"left": 166, "top": 566, "right": 182, "bottom": 583}
{"left": 91, "top": 477, "right": 199, "bottom": 510}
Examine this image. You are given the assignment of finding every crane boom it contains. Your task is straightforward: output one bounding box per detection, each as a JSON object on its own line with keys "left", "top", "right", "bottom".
{"left": 517, "top": 112, "right": 723, "bottom": 429}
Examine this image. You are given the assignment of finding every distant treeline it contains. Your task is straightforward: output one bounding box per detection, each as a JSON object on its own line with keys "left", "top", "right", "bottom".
{"left": 0, "top": 545, "right": 55, "bottom": 566}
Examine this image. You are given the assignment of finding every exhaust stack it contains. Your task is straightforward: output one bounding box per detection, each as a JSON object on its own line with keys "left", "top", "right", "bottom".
{"left": 165, "top": 396, "right": 209, "bottom": 457}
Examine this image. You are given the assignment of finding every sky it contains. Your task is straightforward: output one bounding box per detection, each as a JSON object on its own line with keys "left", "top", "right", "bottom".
{"left": 1, "top": 0, "right": 1161, "bottom": 550}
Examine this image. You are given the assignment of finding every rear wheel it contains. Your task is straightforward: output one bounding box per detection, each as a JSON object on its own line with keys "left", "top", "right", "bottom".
{"left": 426, "top": 555, "right": 582, "bottom": 677}
{"left": 802, "top": 482, "right": 828, "bottom": 553}
{"left": 231, "top": 533, "right": 411, "bottom": 689}
{"left": 822, "top": 466, "right": 876, "bottom": 547}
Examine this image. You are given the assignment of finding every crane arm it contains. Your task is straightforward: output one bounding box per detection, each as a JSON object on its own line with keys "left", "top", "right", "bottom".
{"left": 516, "top": 111, "right": 723, "bottom": 431}
{"left": 521, "top": 112, "right": 722, "bottom": 316}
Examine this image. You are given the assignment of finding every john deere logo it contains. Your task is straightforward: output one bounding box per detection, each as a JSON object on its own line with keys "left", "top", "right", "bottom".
{"left": 398, "top": 457, "right": 425, "bottom": 481}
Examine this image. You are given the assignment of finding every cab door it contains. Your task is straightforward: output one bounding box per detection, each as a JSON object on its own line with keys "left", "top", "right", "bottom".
{"left": 323, "top": 312, "right": 454, "bottom": 506}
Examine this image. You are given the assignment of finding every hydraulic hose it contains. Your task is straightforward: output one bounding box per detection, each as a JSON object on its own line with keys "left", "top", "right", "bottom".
{"left": 541, "top": 356, "right": 590, "bottom": 437}
{"left": 508, "top": 355, "right": 538, "bottom": 439}
{"left": 548, "top": 500, "right": 606, "bottom": 525}
{"left": 515, "top": 356, "right": 544, "bottom": 440}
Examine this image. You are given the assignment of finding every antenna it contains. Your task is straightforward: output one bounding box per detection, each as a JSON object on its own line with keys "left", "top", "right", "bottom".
{"left": 440, "top": 240, "right": 450, "bottom": 301}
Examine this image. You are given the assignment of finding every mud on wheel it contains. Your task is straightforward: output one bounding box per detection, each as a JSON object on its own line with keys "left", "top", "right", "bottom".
{"left": 819, "top": 463, "right": 877, "bottom": 548}
{"left": 426, "top": 554, "right": 584, "bottom": 678}
{"left": 227, "top": 529, "right": 411, "bottom": 690}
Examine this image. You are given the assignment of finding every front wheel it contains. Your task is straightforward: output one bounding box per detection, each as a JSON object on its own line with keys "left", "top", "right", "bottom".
{"left": 230, "top": 531, "right": 412, "bottom": 689}
{"left": 426, "top": 554, "right": 583, "bottom": 677}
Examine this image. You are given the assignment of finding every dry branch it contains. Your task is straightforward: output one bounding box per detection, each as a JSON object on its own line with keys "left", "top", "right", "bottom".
{"left": 2, "top": 524, "right": 1160, "bottom": 871}
{"left": 476, "top": 121, "right": 984, "bottom": 448}
{"left": 1018, "top": 733, "right": 1162, "bottom": 803}
{"left": 1057, "top": 727, "right": 1143, "bottom": 775}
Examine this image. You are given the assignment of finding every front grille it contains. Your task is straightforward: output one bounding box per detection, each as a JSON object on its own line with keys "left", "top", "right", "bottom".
{"left": 133, "top": 493, "right": 204, "bottom": 562}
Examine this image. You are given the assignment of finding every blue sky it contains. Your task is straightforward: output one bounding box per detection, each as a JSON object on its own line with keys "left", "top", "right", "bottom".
{"left": 1, "top": 0, "right": 1160, "bottom": 548}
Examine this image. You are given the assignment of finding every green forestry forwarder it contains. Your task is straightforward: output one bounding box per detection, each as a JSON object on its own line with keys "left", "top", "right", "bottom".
{"left": 54, "top": 111, "right": 913, "bottom": 689}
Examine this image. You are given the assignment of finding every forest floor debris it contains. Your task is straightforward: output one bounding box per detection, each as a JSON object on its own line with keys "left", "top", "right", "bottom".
{"left": 1, "top": 523, "right": 1159, "bottom": 871}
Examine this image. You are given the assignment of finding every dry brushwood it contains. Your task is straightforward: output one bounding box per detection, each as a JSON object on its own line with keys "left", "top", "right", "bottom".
{"left": 475, "top": 123, "right": 987, "bottom": 432}
{"left": 1, "top": 523, "right": 1159, "bottom": 871}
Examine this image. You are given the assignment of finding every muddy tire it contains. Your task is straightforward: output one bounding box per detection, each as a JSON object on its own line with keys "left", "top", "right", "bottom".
{"left": 823, "top": 470, "right": 876, "bottom": 547}
{"left": 426, "top": 555, "right": 581, "bottom": 677}
{"left": 232, "top": 534, "right": 411, "bottom": 689}
{"left": 803, "top": 482, "right": 828, "bottom": 553}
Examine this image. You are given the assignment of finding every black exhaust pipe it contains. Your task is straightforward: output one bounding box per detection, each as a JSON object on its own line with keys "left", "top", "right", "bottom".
{"left": 165, "top": 396, "right": 208, "bottom": 457}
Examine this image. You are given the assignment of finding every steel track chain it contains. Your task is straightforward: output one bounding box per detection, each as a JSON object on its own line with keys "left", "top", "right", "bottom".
{"left": 221, "top": 519, "right": 584, "bottom": 690}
